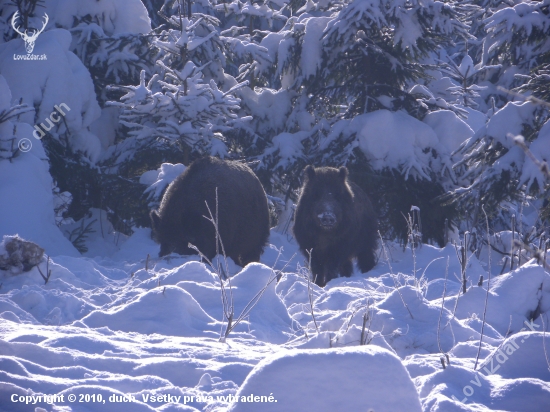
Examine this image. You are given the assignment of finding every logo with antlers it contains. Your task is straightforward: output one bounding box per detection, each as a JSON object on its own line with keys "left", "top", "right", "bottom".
{"left": 11, "top": 11, "right": 49, "bottom": 54}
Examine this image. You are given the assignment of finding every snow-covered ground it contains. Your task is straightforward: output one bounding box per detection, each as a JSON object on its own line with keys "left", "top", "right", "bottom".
{"left": 1, "top": 227, "right": 549, "bottom": 411}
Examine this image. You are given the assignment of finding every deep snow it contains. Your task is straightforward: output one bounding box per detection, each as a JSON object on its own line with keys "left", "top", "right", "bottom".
{"left": 1, "top": 227, "right": 550, "bottom": 412}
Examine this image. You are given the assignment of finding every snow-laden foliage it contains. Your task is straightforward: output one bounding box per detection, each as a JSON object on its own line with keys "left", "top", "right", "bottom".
{"left": 71, "top": 28, "right": 155, "bottom": 103}
{"left": 431, "top": 0, "right": 550, "bottom": 235}
{"left": 1, "top": 0, "right": 152, "bottom": 35}
{"left": 213, "top": 0, "right": 288, "bottom": 31}
{"left": 0, "top": 0, "right": 158, "bottom": 232}
{"left": 464, "top": 0, "right": 550, "bottom": 110}
{"left": 436, "top": 54, "right": 487, "bottom": 109}
{"left": 218, "top": 0, "right": 472, "bottom": 245}
{"left": 307, "top": 0, "right": 470, "bottom": 116}
{"left": 153, "top": 14, "right": 226, "bottom": 80}
{"left": 482, "top": 0, "right": 550, "bottom": 73}
{"left": 1, "top": 0, "right": 152, "bottom": 98}
{"left": 519, "top": 55, "right": 550, "bottom": 104}
{"left": 140, "top": 162, "right": 187, "bottom": 206}
{"left": 111, "top": 63, "right": 246, "bottom": 159}
{"left": 447, "top": 100, "right": 549, "bottom": 231}
{"left": 0, "top": 0, "right": 478, "bottom": 244}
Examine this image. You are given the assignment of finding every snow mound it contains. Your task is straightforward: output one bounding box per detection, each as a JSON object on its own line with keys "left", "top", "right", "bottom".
{"left": 487, "top": 331, "right": 550, "bottom": 381}
{"left": 227, "top": 346, "right": 422, "bottom": 412}
{"left": 81, "top": 286, "right": 218, "bottom": 337}
{"left": 0, "top": 29, "right": 101, "bottom": 140}
{"left": 228, "top": 263, "right": 294, "bottom": 343}
{"left": 368, "top": 286, "right": 485, "bottom": 357}
{"left": 0, "top": 142, "right": 78, "bottom": 257}
{"left": 112, "top": 228, "right": 159, "bottom": 262}
{"left": 443, "top": 263, "right": 550, "bottom": 336}
{"left": 177, "top": 262, "right": 294, "bottom": 343}
{"left": 417, "top": 363, "right": 550, "bottom": 412}
{"left": 1, "top": 236, "right": 549, "bottom": 411}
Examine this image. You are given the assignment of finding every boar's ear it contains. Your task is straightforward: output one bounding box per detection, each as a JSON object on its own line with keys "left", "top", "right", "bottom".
{"left": 338, "top": 166, "right": 348, "bottom": 180}
{"left": 304, "top": 165, "right": 316, "bottom": 180}
{"left": 150, "top": 210, "right": 161, "bottom": 231}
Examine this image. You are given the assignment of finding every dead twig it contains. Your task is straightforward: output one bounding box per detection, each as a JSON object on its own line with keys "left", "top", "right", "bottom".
{"left": 474, "top": 205, "right": 492, "bottom": 370}
{"left": 437, "top": 257, "right": 451, "bottom": 368}
{"left": 304, "top": 249, "right": 320, "bottom": 334}
{"left": 36, "top": 256, "right": 51, "bottom": 285}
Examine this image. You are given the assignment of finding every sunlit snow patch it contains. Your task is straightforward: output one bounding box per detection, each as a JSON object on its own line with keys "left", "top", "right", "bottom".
{"left": 227, "top": 346, "right": 422, "bottom": 411}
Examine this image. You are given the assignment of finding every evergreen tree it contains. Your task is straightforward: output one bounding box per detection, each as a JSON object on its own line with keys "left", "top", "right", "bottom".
{"left": 476, "top": 0, "right": 549, "bottom": 109}
{"left": 445, "top": 0, "right": 550, "bottom": 235}
{"left": 246, "top": 0, "right": 471, "bottom": 244}
{"left": 0, "top": 0, "right": 157, "bottom": 238}
{"left": 111, "top": 62, "right": 247, "bottom": 162}
{"left": 142, "top": 0, "right": 169, "bottom": 28}
{"left": 71, "top": 27, "right": 156, "bottom": 106}
{"left": 309, "top": 0, "right": 470, "bottom": 117}
{"left": 437, "top": 54, "right": 486, "bottom": 109}
{"left": 517, "top": 52, "right": 550, "bottom": 224}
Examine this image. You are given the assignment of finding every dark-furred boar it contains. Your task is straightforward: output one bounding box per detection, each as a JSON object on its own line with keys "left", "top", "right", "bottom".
{"left": 150, "top": 157, "right": 270, "bottom": 266}
{"left": 294, "top": 165, "right": 377, "bottom": 287}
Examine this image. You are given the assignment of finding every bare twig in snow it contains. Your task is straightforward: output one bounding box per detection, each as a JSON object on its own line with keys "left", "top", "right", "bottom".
{"left": 437, "top": 257, "right": 450, "bottom": 368}
{"left": 37, "top": 256, "right": 51, "bottom": 285}
{"left": 474, "top": 205, "right": 492, "bottom": 370}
